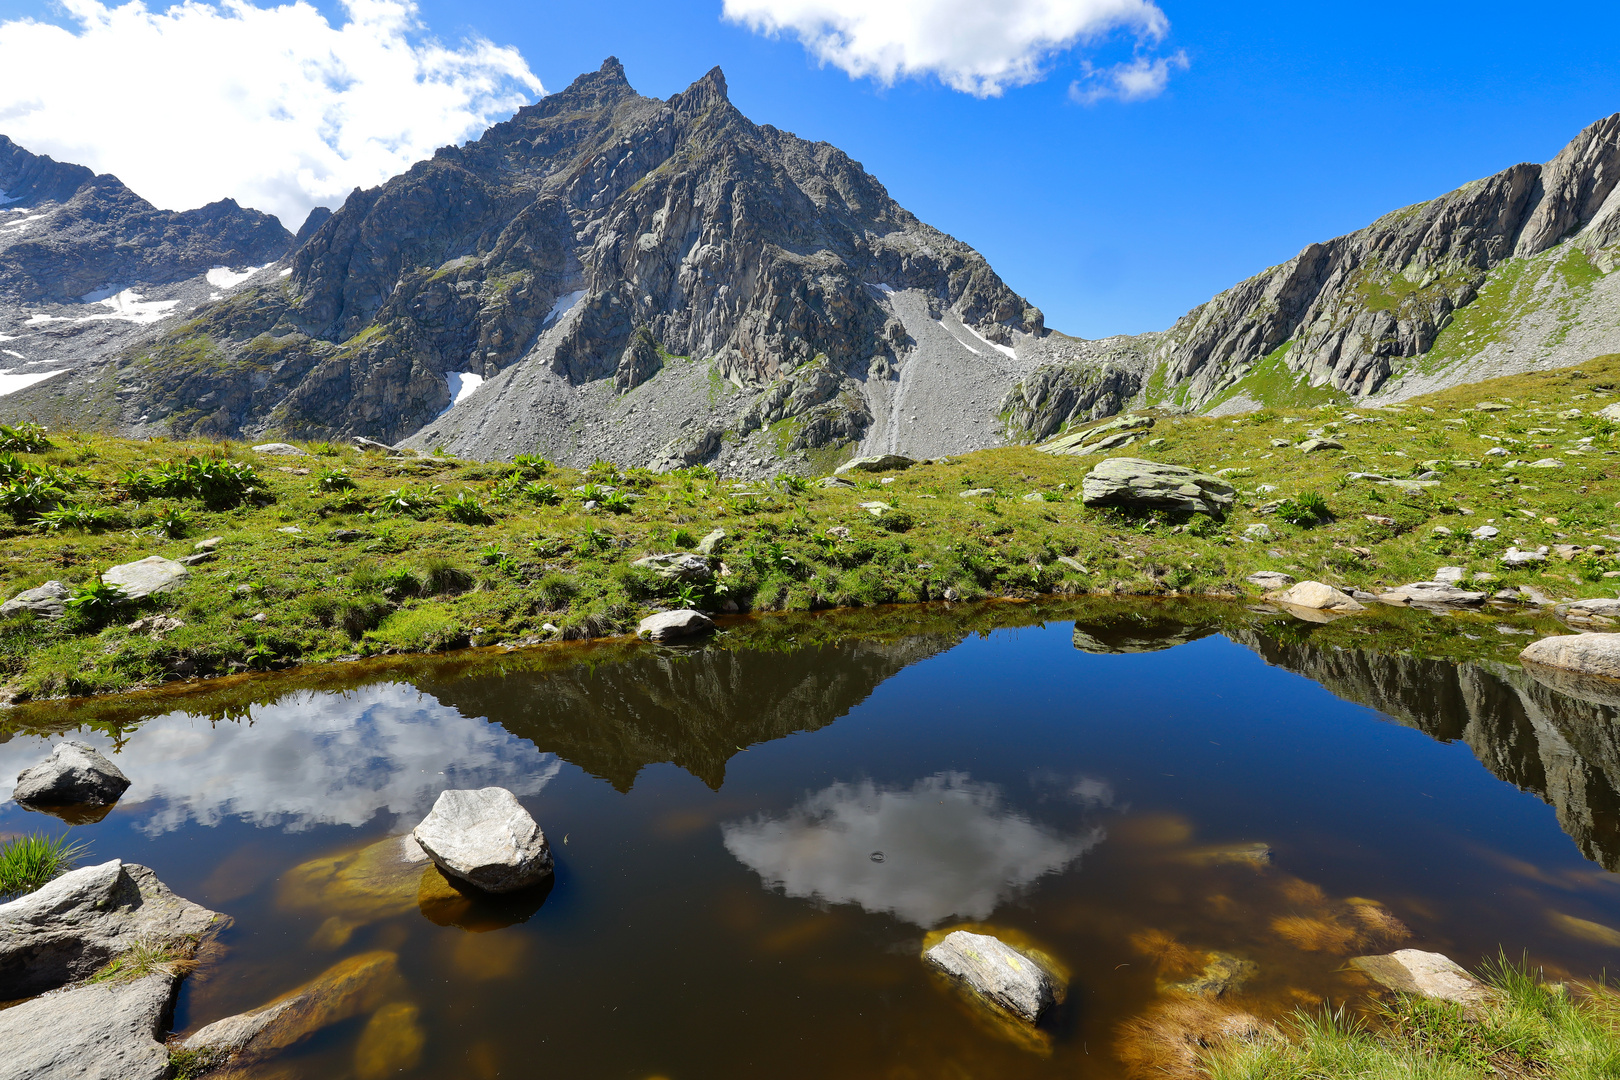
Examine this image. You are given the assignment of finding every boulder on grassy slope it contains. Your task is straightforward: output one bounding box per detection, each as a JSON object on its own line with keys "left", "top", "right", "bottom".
{"left": 1080, "top": 458, "right": 1235, "bottom": 518}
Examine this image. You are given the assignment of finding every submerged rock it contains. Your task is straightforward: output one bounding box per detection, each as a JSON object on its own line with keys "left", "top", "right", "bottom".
{"left": 278, "top": 833, "right": 434, "bottom": 948}
{"left": 923, "top": 930, "right": 1065, "bottom": 1024}
{"left": 101, "top": 556, "right": 188, "bottom": 600}
{"left": 355, "top": 1001, "right": 426, "bottom": 1079}
{"left": 0, "top": 973, "right": 178, "bottom": 1080}
{"left": 1081, "top": 458, "right": 1236, "bottom": 519}
{"left": 0, "top": 859, "right": 223, "bottom": 1000}
{"left": 1165, "top": 952, "right": 1258, "bottom": 998}
{"left": 0, "top": 580, "right": 70, "bottom": 619}
{"left": 638, "top": 609, "right": 715, "bottom": 642}
{"left": 13, "top": 740, "right": 131, "bottom": 807}
{"left": 1349, "top": 949, "right": 1487, "bottom": 1004}
{"left": 412, "top": 787, "right": 553, "bottom": 894}
{"left": 177, "top": 950, "right": 403, "bottom": 1065}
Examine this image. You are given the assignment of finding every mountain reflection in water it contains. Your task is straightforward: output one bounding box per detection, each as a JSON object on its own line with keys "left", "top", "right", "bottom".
{"left": 722, "top": 772, "right": 1105, "bottom": 926}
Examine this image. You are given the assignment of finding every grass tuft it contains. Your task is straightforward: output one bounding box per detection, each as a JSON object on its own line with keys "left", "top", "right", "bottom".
{"left": 0, "top": 832, "right": 89, "bottom": 898}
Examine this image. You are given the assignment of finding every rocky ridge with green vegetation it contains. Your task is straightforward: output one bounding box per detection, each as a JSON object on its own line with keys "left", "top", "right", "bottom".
{"left": 3, "top": 350, "right": 1620, "bottom": 703}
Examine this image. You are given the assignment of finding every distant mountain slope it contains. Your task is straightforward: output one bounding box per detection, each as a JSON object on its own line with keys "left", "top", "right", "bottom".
{"left": 1005, "top": 113, "right": 1620, "bottom": 438}
{"left": 0, "top": 137, "right": 293, "bottom": 407}
{"left": 54, "top": 58, "right": 1088, "bottom": 471}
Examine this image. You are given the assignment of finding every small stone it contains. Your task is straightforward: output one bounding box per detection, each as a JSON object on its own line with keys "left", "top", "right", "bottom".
{"left": 1269, "top": 438, "right": 1290, "bottom": 448}
{"left": 1377, "top": 583, "right": 1488, "bottom": 607}
{"left": 638, "top": 609, "right": 715, "bottom": 642}
{"left": 276, "top": 525, "right": 302, "bottom": 534}
{"left": 353, "top": 436, "right": 403, "bottom": 456}
{"left": 834, "top": 454, "right": 916, "bottom": 475}
{"left": 1501, "top": 547, "right": 1549, "bottom": 566}
{"left": 1364, "top": 514, "right": 1396, "bottom": 527}
{"left": 696, "top": 529, "right": 726, "bottom": 555}
{"left": 632, "top": 552, "right": 713, "bottom": 581}
{"left": 1146, "top": 438, "right": 1167, "bottom": 448}
{"left": 826, "top": 526, "right": 852, "bottom": 540}
{"left": 250, "top": 613, "right": 267, "bottom": 623}
{"left": 1267, "top": 581, "right": 1364, "bottom": 612}
{"left": 1433, "top": 567, "right": 1467, "bottom": 584}
{"left": 1350, "top": 950, "right": 1487, "bottom": 1004}
{"left": 1473, "top": 572, "right": 1498, "bottom": 583}
{"left": 13, "top": 740, "right": 131, "bottom": 806}
{"left": 102, "top": 557, "right": 188, "bottom": 600}
{"left": 816, "top": 476, "right": 855, "bottom": 489}
{"left": 1486, "top": 446, "right": 1508, "bottom": 457}
{"left": 331, "top": 529, "right": 366, "bottom": 542}
{"left": 1528, "top": 458, "right": 1565, "bottom": 469}
{"left": 251, "top": 442, "right": 308, "bottom": 456}
{"left": 0, "top": 580, "right": 70, "bottom": 619}
{"left": 1471, "top": 525, "right": 1499, "bottom": 539}
{"left": 1432, "top": 526, "right": 1453, "bottom": 536}
{"left": 193, "top": 536, "right": 223, "bottom": 551}
{"left": 923, "top": 930, "right": 1064, "bottom": 1024}
{"left": 959, "top": 488, "right": 996, "bottom": 498}
{"left": 1297, "top": 438, "right": 1345, "bottom": 453}
{"left": 1245, "top": 571, "right": 1295, "bottom": 589}
{"left": 1243, "top": 524, "right": 1272, "bottom": 541}
{"left": 412, "top": 787, "right": 553, "bottom": 894}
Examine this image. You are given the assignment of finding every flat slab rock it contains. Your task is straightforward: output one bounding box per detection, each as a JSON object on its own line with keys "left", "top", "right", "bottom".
{"left": 0, "top": 972, "right": 177, "bottom": 1080}
{"left": 412, "top": 787, "right": 553, "bottom": 894}
{"left": 923, "top": 930, "right": 1064, "bottom": 1024}
{"left": 1245, "top": 571, "right": 1295, "bottom": 589}
{"left": 1081, "top": 458, "right": 1235, "bottom": 519}
{"left": 101, "top": 556, "right": 187, "bottom": 600}
{"left": 0, "top": 580, "right": 69, "bottom": 619}
{"left": 13, "top": 739, "right": 131, "bottom": 806}
{"left": 250, "top": 442, "right": 308, "bottom": 455}
{"left": 632, "top": 552, "right": 712, "bottom": 580}
{"left": 1377, "top": 582, "right": 1488, "bottom": 607}
{"left": 179, "top": 950, "right": 401, "bottom": 1066}
{"left": 834, "top": 454, "right": 916, "bottom": 474}
{"left": 0, "top": 859, "right": 225, "bottom": 1000}
{"left": 1350, "top": 949, "right": 1487, "bottom": 1004}
{"left": 1521, "top": 633, "right": 1620, "bottom": 701}
{"left": 638, "top": 608, "right": 715, "bottom": 642}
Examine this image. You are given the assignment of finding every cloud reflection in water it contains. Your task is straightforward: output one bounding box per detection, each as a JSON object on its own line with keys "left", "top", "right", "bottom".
{"left": 721, "top": 772, "right": 1101, "bottom": 927}
{"left": 0, "top": 684, "right": 558, "bottom": 834}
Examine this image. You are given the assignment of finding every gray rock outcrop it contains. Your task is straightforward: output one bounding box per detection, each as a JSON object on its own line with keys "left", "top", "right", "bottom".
{"left": 13, "top": 740, "right": 130, "bottom": 806}
{"left": 0, "top": 973, "right": 178, "bottom": 1080}
{"left": 1521, "top": 634, "right": 1620, "bottom": 682}
{"left": 1350, "top": 950, "right": 1487, "bottom": 1004}
{"left": 412, "top": 787, "right": 553, "bottom": 893}
{"left": 100, "top": 557, "right": 187, "bottom": 600}
{"left": 1080, "top": 457, "right": 1236, "bottom": 518}
{"left": 638, "top": 609, "right": 716, "bottom": 642}
{"left": 1376, "top": 582, "right": 1488, "bottom": 607}
{"left": 0, "top": 580, "right": 69, "bottom": 619}
{"left": 632, "top": 552, "right": 712, "bottom": 581}
{"left": 834, "top": 454, "right": 917, "bottom": 474}
{"left": 0, "top": 859, "right": 223, "bottom": 1000}
{"left": 923, "top": 930, "right": 1064, "bottom": 1024}
{"left": 1267, "top": 581, "right": 1365, "bottom": 613}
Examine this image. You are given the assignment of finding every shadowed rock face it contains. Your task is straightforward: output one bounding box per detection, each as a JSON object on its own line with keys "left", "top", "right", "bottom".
{"left": 0, "top": 135, "right": 292, "bottom": 304}
{"left": 418, "top": 633, "right": 957, "bottom": 791}
{"left": 1235, "top": 632, "right": 1620, "bottom": 872}
{"left": 110, "top": 58, "right": 1040, "bottom": 452}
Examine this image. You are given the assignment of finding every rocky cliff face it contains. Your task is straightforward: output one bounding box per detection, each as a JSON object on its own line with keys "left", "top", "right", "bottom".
{"left": 1237, "top": 632, "right": 1620, "bottom": 873}
{"left": 1004, "top": 114, "right": 1620, "bottom": 437}
{"left": 71, "top": 59, "right": 1056, "bottom": 467}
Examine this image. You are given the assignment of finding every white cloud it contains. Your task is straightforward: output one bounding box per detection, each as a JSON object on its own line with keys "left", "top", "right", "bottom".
{"left": 721, "top": 0, "right": 1173, "bottom": 98}
{"left": 0, "top": 0, "right": 543, "bottom": 229}
{"left": 721, "top": 772, "right": 1102, "bottom": 926}
{"left": 1069, "top": 49, "right": 1188, "bottom": 104}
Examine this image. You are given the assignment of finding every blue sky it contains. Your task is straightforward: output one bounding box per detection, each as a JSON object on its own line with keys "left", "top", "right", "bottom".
{"left": 1, "top": 0, "right": 1617, "bottom": 339}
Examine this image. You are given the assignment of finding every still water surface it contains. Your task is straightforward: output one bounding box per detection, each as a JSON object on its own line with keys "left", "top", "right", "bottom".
{"left": 4, "top": 605, "right": 1620, "bottom": 1078}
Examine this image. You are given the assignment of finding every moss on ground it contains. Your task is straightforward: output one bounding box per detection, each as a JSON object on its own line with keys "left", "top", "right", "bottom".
{"left": 3, "top": 353, "right": 1620, "bottom": 701}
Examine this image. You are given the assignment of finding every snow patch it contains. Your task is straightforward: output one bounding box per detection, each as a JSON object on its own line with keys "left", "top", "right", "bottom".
{"left": 3, "top": 350, "right": 24, "bottom": 360}
{"left": 87, "top": 289, "right": 182, "bottom": 324}
{"left": 439, "top": 371, "right": 484, "bottom": 416}
{"left": 0, "top": 368, "right": 66, "bottom": 396}
{"left": 956, "top": 318, "right": 1018, "bottom": 361}
{"left": 0, "top": 214, "right": 45, "bottom": 232}
{"left": 80, "top": 284, "right": 121, "bottom": 303}
{"left": 25, "top": 314, "right": 62, "bottom": 326}
{"left": 279, "top": 267, "right": 293, "bottom": 277}
{"left": 870, "top": 282, "right": 896, "bottom": 294}
{"left": 544, "top": 289, "right": 586, "bottom": 325}
{"left": 0, "top": 333, "right": 15, "bottom": 341}
{"left": 206, "top": 265, "right": 265, "bottom": 290}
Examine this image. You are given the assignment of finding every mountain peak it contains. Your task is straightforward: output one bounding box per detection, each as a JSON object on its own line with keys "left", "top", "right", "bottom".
{"left": 672, "top": 66, "right": 728, "bottom": 114}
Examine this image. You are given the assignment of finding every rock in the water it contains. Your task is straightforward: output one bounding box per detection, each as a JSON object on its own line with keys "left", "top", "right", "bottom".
{"left": 251, "top": 442, "right": 308, "bottom": 456}
{"left": 412, "top": 788, "right": 553, "bottom": 894}
{"left": 1245, "top": 571, "right": 1295, "bottom": 589}
{"left": 632, "top": 552, "right": 713, "bottom": 581}
{"left": 0, "top": 580, "right": 70, "bottom": 619}
{"left": 0, "top": 973, "right": 177, "bottom": 1080}
{"left": 13, "top": 740, "right": 130, "bottom": 807}
{"left": 638, "top": 609, "right": 715, "bottom": 642}
{"left": 1267, "top": 581, "right": 1364, "bottom": 612}
{"left": 834, "top": 454, "right": 916, "bottom": 475}
{"left": 0, "top": 860, "right": 224, "bottom": 1000}
{"left": 355, "top": 1001, "right": 426, "bottom": 1079}
{"left": 1376, "top": 583, "right": 1487, "bottom": 607}
{"left": 1349, "top": 950, "right": 1487, "bottom": 1004}
{"left": 101, "top": 557, "right": 188, "bottom": 600}
{"left": 1555, "top": 598, "right": 1620, "bottom": 621}
{"left": 1521, "top": 633, "right": 1620, "bottom": 681}
{"left": 696, "top": 529, "right": 727, "bottom": 556}
{"left": 277, "top": 834, "right": 434, "bottom": 949}
{"left": 178, "top": 951, "right": 402, "bottom": 1066}
{"left": 1165, "top": 952, "right": 1258, "bottom": 998}
{"left": 923, "top": 930, "right": 1064, "bottom": 1024}
{"left": 1081, "top": 458, "right": 1236, "bottom": 519}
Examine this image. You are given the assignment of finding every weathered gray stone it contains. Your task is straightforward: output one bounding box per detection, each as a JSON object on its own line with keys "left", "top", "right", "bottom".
{"left": 412, "top": 788, "right": 553, "bottom": 894}
{"left": 1081, "top": 458, "right": 1236, "bottom": 518}
{"left": 632, "top": 552, "right": 712, "bottom": 581}
{"left": 1555, "top": 598, "right": 1620, "bottom": 620}
{"left": 1377, "top": 583, "right": 1488, "bottom": 607}
{"left": 1267, "top": 580, "right": 1364, "bottom": 612}
{"left": 101, "top": 557, "right": 187, "bottom": 600}
{"left": 0, "top": 860, "right": 224, "bottom": 1000}
{"left": 250, "top": 442, "right": 307, "bottom": 455}
{"left": 923, "top": 930, "right": 1064, "bottom": 1024}
{"left": 1471, "top": 525, "right": 1500, "bottom": 539}
{"left": 817, "top": 475, "right": 855, "bottom": 489}
{"left": 353, "top": 436, "right": 403, "bottom": 456}
{"left": 178, "top": 950, "right": 402, "bottom": 1066}
{"left": 833, "top": 454, "right": 916, "bottom": 475}
{"left": 959, "top": 487, "right": 996, "bottom": 498}
{"left": 1350, "top": 950, "right": 1487, "bottom": 1004}
{"left": 1433, "top": 567, "right": 1467, "bottom": 584}
{"left": 1502, "top": 546, "right": 1550, "bottom": 566}
{"left": 13, "top": 740, "right": 130, "bottom": 806}
{"left": 1297, "top": 438, "right": 1345, "bottom": 453}
{"left": 1521, "top": 633, "right": 1620, "bottom": 683}
{"left": 1038, "top": 415, "right": 1154, "bottom": 455}
{"left": 0, "top": 973, "right": 177, "bottom": 1080}
{"left": 1528, "top": 458, "right": 1565, "bottom": 468}
{"left": 638, "top": 609, "right": 715, "bottom": 642}
{"left": 1245, "top": 571, "right": 1295, "bottom": 589}
{"left": 0, "top": 580, "right": 70, "bottom": 619}
{"left": 696, "top": 529, "right": 727, "bottom": 556}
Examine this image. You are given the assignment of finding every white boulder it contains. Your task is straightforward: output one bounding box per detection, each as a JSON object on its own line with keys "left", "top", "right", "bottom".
{"left": 412, "top": 788, "right": 553, "bottom": 894}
